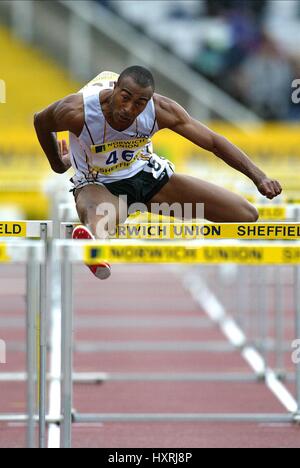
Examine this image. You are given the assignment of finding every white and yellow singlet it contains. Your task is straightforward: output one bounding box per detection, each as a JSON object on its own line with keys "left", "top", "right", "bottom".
{"left": 69, "top": 71, "right": 174, "bottom": 189}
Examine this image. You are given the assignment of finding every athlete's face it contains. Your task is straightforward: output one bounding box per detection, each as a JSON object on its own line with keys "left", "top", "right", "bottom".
{"left": 111, "top": 77, "right": 154, "bottom": 126}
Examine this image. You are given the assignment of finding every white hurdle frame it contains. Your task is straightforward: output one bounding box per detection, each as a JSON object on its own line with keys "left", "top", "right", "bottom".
{"left": 54, "top": 239, "right": 300, "bottom": 449}
{"left": 3, "top": 216, "right": 299, "bottom": 448}
{"left": 0, "top": 221, "right": 52, "bottom": 448}
{"left": 58, "top": 203, "right": 300, "bottom": 231}
{"left": 0, "top": 240, "right": 45, "bottom": 448}
{"left": 60, "top": 220, "right": 300, "bottom": 386}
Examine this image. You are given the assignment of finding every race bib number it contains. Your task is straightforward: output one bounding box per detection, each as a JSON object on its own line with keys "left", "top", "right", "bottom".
{"left": 90, "top": 138, "right": 152, "bottom": 175}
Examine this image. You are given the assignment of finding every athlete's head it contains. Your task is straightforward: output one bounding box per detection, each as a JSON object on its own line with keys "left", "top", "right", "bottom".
{"left": 111, "top": 66, "right": 155, "bottom": 125}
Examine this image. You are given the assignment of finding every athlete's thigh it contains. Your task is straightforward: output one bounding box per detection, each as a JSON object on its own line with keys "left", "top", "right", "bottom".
{"left": 148, "top": 173, "right": 257, "bottom": 222}
{"left": 74, "top": 184, "right": 127, "bottom": 225}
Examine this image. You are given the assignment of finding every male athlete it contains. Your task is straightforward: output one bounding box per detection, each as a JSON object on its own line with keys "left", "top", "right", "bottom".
{"left": 34, "top": 66, "right": 282, "bottom": 280}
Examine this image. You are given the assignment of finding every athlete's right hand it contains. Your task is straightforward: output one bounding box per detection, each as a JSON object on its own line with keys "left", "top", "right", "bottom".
{"left": 58, "top": 139, "right": 71, "bottom": 170}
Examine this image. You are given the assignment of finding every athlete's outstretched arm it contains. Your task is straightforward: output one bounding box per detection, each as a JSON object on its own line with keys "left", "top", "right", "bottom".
{"left": 155, "top": 95, "right": 282, "bottom": 200}
{"left": 34, "top": 94, "right": 83, "bottom": 174}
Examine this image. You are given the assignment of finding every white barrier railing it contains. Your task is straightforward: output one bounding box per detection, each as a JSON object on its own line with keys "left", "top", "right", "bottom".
{"left": 57, "top": 202, "right": 300, "bottom": 241}
{"left": 54, "top": 239, "right": 300, "bottom": 448}
{"left": 0, "top": 240, "right": 45, "bottom": 448}
{"left": 2, "top": 219, "right": 300, "bottom": 448}
{"left": 0, "top": 221, "right": 51, "bottom": 448}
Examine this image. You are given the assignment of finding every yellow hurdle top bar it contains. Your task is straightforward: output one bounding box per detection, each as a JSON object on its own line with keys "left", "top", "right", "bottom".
{"left": 114, "top": 223, "right": 300, "bottom": 240}
{"left": 1, "top": 220, "right": 298, "bottom": 240}
{"left": 80, "top": 240, "right": 300, "bottom": 265}
{"left": 0, "top": 221, "right": 52, "bottom": 238}
{"left": 58, "top": 202, "right": 297, "bottom": 222}
{"left": 256, "top": 205, "right": 287, "bottom": 220}
{"left": 0, "top": 221, "right": 27, "bottom": 237}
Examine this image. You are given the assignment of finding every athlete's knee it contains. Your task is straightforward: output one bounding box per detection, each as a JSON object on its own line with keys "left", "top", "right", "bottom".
{"left": 83, "top": 201, "right": 115, "bottom": 222}
{"left": 239, "top": 202, "right": 259, "bottom": 223}
{"left": 78, "top": 202, "right": 97, "bottom": 225}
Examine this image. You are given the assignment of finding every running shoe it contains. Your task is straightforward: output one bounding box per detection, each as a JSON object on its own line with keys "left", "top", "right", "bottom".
{"left": 72, "top": 225, "right": 111, "bottom": 280}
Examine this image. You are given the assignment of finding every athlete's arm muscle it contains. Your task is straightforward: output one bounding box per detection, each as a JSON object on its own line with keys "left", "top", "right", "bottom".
{"left": 34, "top": 94, "right": 83, "bottom": 174}
{"left": 154, "top": 95, "right": 282, "bottom": 200}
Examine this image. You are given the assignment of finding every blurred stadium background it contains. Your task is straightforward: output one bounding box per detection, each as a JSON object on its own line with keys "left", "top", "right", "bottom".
{"left": 1, "top": 0, "right": 300, "bottom": 450}
{"left": 0, "top": 0, "right": 299, "bottom": 219}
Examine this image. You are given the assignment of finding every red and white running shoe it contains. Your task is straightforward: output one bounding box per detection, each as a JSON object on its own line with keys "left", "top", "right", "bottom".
{"left": 72, "top": 225, "right": 111, "bottom": 280}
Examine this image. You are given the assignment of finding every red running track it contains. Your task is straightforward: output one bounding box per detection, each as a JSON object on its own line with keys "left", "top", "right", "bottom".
{"left": 0, "top": 264, "right": 299, "bottom": 448}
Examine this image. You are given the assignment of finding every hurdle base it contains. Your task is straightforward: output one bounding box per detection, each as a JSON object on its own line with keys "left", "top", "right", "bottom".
{"left": 0, "top": 414, "right": 62, "bottom": 423}
{"left": 1, "top": 371, "right": 296, "bottom": 384}
{"left": 73, "top": 413, "right": 296, "bottom": 424}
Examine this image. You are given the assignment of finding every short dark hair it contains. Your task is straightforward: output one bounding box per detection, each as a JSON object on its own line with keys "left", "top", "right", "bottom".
{"left": 118, "top": 66, "right": 155, "bottom": 91}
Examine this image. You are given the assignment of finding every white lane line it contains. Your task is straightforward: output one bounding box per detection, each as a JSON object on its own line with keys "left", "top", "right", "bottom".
{"left": 47, "top": 305, "right": 61, "bottom": 448}
{"left": 47, "top": 257, "right": 62, "bottom": 449}
{"left": 265, "top": 369, "right": 297, "bottom": 413}
{"left": 242, "top": 347, "right": 266, "bottom": 376}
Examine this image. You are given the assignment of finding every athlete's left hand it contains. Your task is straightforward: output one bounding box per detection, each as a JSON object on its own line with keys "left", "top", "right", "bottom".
{"left": 256, "top": 177, "right": 282, "bottom": 200}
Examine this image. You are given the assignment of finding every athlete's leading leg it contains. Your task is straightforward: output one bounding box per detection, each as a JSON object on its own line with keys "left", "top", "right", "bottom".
{"left": 147, "top": 173, "right": 258, "bottom": 222}
{"left": 73, "top": 184, "right": 128, "bottom": 280}
{"left": 74, "top": 184, "right": 128, "bottom": 238}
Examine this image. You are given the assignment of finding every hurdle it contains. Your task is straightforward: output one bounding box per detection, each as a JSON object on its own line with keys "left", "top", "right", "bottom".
{"left": 54, "top": 239, "right": 300, "bottom": 448}
{"left": 61, "top": 222, "right": 300, "bottom": 383}
{"left": 58, "top": 203, "right": 300, "bottom": 383}
{"left": 58, "top": 223, "right": 300, "bottom": 390}
{"left": 0, "top": 240, "right": 45, "bottom": 448}
{"left": 1, "top": 215, "right": 299, "bottom": 448}
{"left": 57, "top": 201, "right": 300, "bottom": 228}
{"left": 0, "top": 221, "right": 52, "bottom": 448}
{"left": 255, "top": 204, "right": 300, "bottom": 221}
{"left": 61, "top": 221, "right": 300, "bottom": 241}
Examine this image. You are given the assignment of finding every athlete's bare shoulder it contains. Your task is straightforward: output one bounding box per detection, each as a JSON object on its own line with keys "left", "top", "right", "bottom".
{"left": 153, "top": 93, "right": 190, "bottom": 130}
{"left": 34, "top": 93, "right": 84, "bottom": 137}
